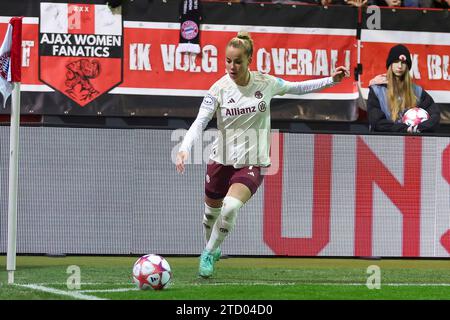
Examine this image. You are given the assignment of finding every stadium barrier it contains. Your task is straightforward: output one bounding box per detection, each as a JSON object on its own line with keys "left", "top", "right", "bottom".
{"left": 1, "top": 126, "right": 449, "bottom": 257}
{"left": 0, "top": 0, "right": 448, "bottom": 123}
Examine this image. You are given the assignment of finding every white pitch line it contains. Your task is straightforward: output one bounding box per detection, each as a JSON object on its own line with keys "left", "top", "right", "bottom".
{"left": 75, "top": 283, "right": 295, "bottom": 294}
{"left": 21, "top": 282, "right": 297, "bottom": 288}
{"left": 31, "top": 282, "right": 131, "bottom": 286}
{"left": 188, "top": 282, "right": 450, "bottom": 287}
{"left": 24, "top": 281, "right": 450, "bottom": 287}
{"left": 296, "top": 283, "right": 450, "bottom": 287}
{"left": 191, "top": 282, "right": 296, "bottom": 286}
{"left": 15, "top": 284, "right": 108, "bottom": 300}
{"left": 16, "top": 282, "right": 450, "bottom": 297}
{"left": 196, "top": 282, "right": 450, "bottom": 287}
{"left": 373, "top": 283, "right": 450, "bottom": 287}
{"left": 76, "top": 282, "right": 450, "bottom": 288}
{"left": 79, "top": 288, "right": 139, "bottom": 293}
{"left": 77, "top": 282, "right": 450, "bottom": 295}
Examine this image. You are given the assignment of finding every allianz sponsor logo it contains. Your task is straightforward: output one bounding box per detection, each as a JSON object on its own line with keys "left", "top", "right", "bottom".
{"left": 225, "top": 106, "right": 257, "bottom": 116}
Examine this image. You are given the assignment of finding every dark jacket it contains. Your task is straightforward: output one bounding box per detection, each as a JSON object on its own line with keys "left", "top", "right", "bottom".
{"left": 367, "top": 84, "right": 440, "bottom": 132}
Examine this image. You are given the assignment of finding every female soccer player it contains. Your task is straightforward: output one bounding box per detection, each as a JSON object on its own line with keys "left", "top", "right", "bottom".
{"left": 368, "top": 44, "right": 440, "bottom": 133}
{"left": 176, "top": 31, "right": 349, "bottom": 278}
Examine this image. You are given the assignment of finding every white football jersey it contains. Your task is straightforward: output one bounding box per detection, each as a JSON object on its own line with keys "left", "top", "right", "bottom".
{"left": 179, "top": 71, "right": 335, "bottom": 168}
{"left": 207, "top": 71, "right": 287, "bottom": 167}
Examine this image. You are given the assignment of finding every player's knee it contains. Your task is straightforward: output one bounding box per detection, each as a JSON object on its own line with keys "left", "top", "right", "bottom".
{"left": 221, "top": 196, "right": 244, "bottom": 218}
{"left": 218, "top": 196, "right": 244, "bottom": 234}
{"left": 203, "top": 203, "right": 221, "bottom": 227}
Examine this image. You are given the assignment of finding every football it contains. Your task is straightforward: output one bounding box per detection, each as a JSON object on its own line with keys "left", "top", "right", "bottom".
{"left": 401, "top": 107, "right": 429, "bottom": 126}
{"left": 132, "top": 254, "right": 172, "bottom": 290}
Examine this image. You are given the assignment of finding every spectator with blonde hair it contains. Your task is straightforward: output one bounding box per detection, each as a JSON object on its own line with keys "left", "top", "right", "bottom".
{"left": 368, "top": 44, "right": 440, "bottom": 133}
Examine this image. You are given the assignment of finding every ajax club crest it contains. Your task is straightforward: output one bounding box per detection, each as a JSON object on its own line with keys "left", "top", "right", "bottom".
{"left": 39, "top": 2, "right": 123, "bottom": 107}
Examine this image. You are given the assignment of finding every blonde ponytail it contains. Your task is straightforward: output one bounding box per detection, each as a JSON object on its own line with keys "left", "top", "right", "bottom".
{"left": 227, "top": 31, "right": 254, "bottom": 58}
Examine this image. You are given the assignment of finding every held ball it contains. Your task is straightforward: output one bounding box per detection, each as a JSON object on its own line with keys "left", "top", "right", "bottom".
{"left": 401, "top": 107, "right": 429, "bottom": 126}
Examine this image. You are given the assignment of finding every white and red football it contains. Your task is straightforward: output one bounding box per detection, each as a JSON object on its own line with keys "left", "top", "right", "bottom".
{"left": 132, "top": 254, "right": 172, "bottom": 290}
{"left": 402, "top": 107, "right": 429, "bottom": 126}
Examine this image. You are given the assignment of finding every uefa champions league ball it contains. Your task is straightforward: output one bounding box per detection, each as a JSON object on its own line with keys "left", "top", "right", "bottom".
{"left": 132, "top": 254, "right": 172, "bottom": 290}
{"left": 401, "top": 107, "right": 429, "bottom": 126}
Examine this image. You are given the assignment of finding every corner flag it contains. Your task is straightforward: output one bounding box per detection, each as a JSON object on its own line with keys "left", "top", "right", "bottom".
{"left": 3, "top": 16, "right": 22, "bottom": 285}
{"left": 0, "top": 17, "right": 22, "bottom": 108}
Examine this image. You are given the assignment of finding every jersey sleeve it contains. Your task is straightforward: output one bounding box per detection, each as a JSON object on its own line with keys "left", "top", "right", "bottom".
{"left": 269, "top": 74, "right": 335, "bottom": 97}
{"left": 178, "top": 86, "right": 220, "bottom": 153}
{"left": 268, "top": 75, "right": 291, "bottom": 96}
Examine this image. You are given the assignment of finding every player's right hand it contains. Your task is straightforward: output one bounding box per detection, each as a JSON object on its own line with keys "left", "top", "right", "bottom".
{"left": 176, "top": 151, "right": 188, "bottom": 174}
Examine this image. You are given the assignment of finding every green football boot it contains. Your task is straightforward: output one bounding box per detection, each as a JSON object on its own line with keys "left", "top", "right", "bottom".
{"left": 212, "top": 247, "right": 221, "bottom": 262}
{"left": 198, "top": 249, "right": 215, "bottom": 278}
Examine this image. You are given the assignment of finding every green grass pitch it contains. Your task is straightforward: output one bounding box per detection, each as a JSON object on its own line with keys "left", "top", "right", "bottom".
{"left": 1, "top": 255, "right": 450, "bottom": 300}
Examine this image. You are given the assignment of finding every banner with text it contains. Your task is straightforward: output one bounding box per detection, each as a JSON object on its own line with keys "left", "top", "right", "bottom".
{"left": 0, "top": 1, "right": 448, "bottom": 118}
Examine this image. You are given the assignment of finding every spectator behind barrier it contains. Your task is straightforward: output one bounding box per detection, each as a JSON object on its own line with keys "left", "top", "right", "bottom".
{"left": 367, "top": 44, "right": 440, "bottom": 133}
{"left": 433, "top": 0, "right": 450, "bottom": 8}
{"left": 368, "top": 0, "right": 441, "bottom": 7}
{"left": 240, "top": 0, "right": 321, "bottom": 3}
{"left": 237, "top": 0, "right": 364, "bottom": 4}
{"left": 237, "top": 0, "right": 448, "bottom": 6}
{"left": 209, "top": 0, "right": 448, "bottom": 6}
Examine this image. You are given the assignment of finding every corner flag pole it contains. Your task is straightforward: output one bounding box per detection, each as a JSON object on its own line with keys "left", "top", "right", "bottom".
{"left": 7, "top": 81, "right": 20, "bottom": 285}
{"left": 5, "top": 17, "right": 23, "bottom": 285}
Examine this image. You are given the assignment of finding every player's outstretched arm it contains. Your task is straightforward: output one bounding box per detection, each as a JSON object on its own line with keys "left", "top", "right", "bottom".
{"left": 277, "top": 65, "right": 350, "bottom": 96}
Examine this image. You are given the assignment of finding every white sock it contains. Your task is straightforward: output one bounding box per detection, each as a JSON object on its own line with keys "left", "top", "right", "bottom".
{"left": 202, "top": 203, "right": 221, "bottom": 244}
{"left": 205, "top": 196, "right": 243, "bottom": 253}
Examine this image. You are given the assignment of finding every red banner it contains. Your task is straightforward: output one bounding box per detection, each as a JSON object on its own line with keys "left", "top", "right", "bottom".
{"left": 9, "top": 22, "right": 447, "bottom": 100}
{"left": 2, "top": 21, "right": 357, "bottom": 98}
{"left": 122, "top": 24, "right": 356, "bottom": 97}
{"left": 0, "top": 4, "right": 449, "bottom": 116}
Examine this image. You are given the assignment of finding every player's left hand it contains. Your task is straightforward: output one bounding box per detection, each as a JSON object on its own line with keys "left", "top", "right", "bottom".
{"left": 176, "top": 151, "right": 189, "bottom": 174}
{"left": 332, "top": 66, "right": 350, "bottom": 83}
